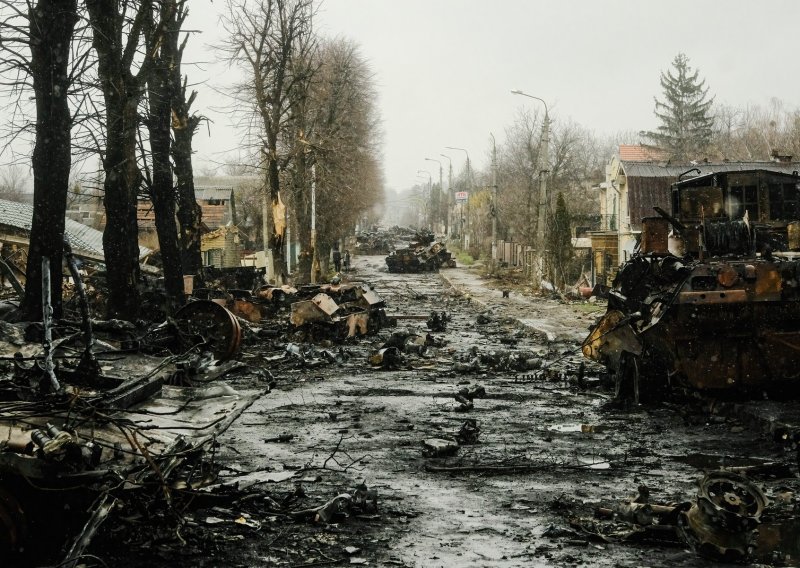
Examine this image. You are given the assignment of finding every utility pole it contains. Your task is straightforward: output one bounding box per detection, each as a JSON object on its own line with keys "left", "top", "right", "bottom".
{"left": 440, "top": 153, "right": 452, "bottom": 236}
{"left": 511, "top": 90, "right": 550, "bottom": 289}
{"left": 310, "top": 163, "right": 319, "bottom": 283}
{"left": 490, "top": 133, "right": 498, "bottom": 268}
{"left": 536, "top": 112, "right": 550, "bottom": 287}
{"left": 425, "top": 157, "right": 443, "bottom": 234}
{"left": 446, "top": 146, "right": 470, "bottom": 251}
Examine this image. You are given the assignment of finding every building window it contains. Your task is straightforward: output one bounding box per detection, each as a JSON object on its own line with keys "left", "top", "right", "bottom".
{"left": 727, "top": 185, "right": 758, "bottom": 219}
{"left": 768, "top": 183, "right": 800, "bottom": 220}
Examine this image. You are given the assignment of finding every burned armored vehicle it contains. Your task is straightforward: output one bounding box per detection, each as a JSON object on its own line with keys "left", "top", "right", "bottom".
{"left": 386, "top": 233, "right": 455, "bottom": 273}
{"left": 583, "top": 169, "right": 800, "bottom": 400}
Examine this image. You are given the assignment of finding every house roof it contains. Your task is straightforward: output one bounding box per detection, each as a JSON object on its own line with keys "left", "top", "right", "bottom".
{"left": 0, "top": 199, "right": 150, "bottom": 261}
{"left": 618, "top": 145, "right": 669, "bottom": 162}
{"left": 619, "top": 161, "right": 800, "bottom": 231}
{"left": 621, "top": 161, "right": 800, "bottom": 179}
{"left": 674, "top": 168, "right": 800, "bottom": 188}
{"left": 195, "top": 186, "right": 233, "bottom": 201}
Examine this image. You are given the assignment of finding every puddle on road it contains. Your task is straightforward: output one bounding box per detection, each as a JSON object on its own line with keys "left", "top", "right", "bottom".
{"left": 674, "top": 452, "right": 770, "bottom": 470}
{"left": 577, "top": 455, "right": 611, "bottom": 469}
{"left": 548, "top": 423, "right": 608, "bottom": 433}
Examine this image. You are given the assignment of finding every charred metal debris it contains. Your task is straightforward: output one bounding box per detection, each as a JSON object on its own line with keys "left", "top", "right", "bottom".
{"left": 0, "top": 246, "right": 403, "bottom": 565}
{"left": 584, "top": 169, "right": 800, "bottom": 401}
{"left": 385, "top": 230, "right": 455, "bottom": 273}
{"left": 549, "top": 466, "right": 800, "bottom": 566}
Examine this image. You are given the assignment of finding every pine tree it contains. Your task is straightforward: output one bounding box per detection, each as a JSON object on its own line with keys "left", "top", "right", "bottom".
{"left": 546, "top": 192, "right": 573, "bottom": 289}
{"left": 645, "top": 53, "right": 714, "bottom": 161}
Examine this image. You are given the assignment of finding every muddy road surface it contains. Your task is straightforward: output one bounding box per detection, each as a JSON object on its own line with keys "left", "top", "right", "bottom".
{"left": 94, "top": 255, "right": 798, "bottom": 568}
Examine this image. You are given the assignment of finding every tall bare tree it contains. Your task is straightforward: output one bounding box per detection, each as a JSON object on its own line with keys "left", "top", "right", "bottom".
{"left": 289, "top": 38, "right": 383, "bottom": 281}
{"left": 220, "top": 0, "right": 316, "bottom": 282}
{"left": 168, "top": 5, "right": 204, "bottom": 276}
{"left": 86, "top": 0, "right": 165, "bottom": 319}
{"left": 142, "top": 0, "right": 185, "bottom": 311}
{"left": 0, "top": 0, "right": 79, "bottom": 319}
{"left": 0, "top": 166, "right": 28, "bottom": 202}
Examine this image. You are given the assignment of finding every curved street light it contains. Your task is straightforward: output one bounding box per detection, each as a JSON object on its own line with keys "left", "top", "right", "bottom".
{"left": 511, "top": 89, "right": 551, "bottom": 288}
{"left": 439, "top": 154, "right": 454, "bottom": 236}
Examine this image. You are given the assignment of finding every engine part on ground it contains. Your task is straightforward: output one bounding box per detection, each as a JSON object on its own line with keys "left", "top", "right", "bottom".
{"left": 456, "top": 419, "right": 480, "bottom": 445}
{"left": 368, "top": 347, "right": 403, "bottom": 369}
{"left": 174, "top": 300, "right": 242, "bottom": 360}
{"left": 422, "top": 438, "right": 459, "bottom": 457}
{"left": 426, "top": 311, "right": 449, "bottom": 332}
{"left": 351, "top": 481, "right": 378, "bottom": 513}
{"left": 677, "top": 470, "right": 767, "bottom": 563}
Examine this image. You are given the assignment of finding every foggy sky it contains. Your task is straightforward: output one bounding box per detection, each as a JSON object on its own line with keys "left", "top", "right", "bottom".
{"left": 6, "top": 1, "right": 794, "bottom": 193}
{"left": 184, "top": 0, "right": 800, "bottom": 193}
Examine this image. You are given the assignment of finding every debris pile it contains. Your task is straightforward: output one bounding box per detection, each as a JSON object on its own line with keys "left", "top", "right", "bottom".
{"left": 563, "top": 470, "right": 790, "bottom": 564}
{"left": 386, "top": 237, "right": 455, "bottom": 273}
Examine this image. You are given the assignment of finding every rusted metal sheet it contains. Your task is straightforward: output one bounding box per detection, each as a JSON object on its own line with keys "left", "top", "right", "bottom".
{"left": 677, "top": 290, "right": 747, "bottom": 304}
{"left": 290, "top": 293, "right": 339, "bottom": 326}
{"left": 345, "top": 312, "right": 369, "bottom": 337}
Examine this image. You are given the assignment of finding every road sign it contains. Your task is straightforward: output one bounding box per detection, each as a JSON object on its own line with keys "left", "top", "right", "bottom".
{"left": 455, "top": 191, "right": 468, "bottom": 203}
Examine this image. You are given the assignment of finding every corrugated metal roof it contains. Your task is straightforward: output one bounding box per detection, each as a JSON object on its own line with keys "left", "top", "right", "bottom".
{"left": 621, "top": 162, "right": 800, "bottom": 231}
{"left": 622, "top": 161, "right": 800, "bottom": 179}
{"left": 674, "top": 168, "right": 800, "bottom": 187}
{"left": 621, "top": 162, "right": 690, "bottom": 178}
{"left": 0, "top": 199, "right": 150, "bottom": 260}
{"left": 195, "top": 186, "right": 233, "bottom": 201}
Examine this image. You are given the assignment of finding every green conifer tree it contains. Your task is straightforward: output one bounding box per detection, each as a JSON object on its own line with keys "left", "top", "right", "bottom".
{"left": 547, "top": 192, "right": 573, "bottom": 289}
{"left": 645, "top": 53, "right": 714, "bottom": 161}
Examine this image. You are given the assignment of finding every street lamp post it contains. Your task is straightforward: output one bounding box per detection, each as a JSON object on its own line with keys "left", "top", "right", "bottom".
{"left": 511, "top": 89, "right": 550, "bottom": 289}
{"left": 439, "top": 153, "right": 453, "bottom": 236}
{"left": 424, "top": 157, "right": 443, "bottom": 234}
{"left": 445, "top": 146, "right": 471, "bottom": 251}
{"left": 416, "top": 170, "right": 432, "bottom": 230}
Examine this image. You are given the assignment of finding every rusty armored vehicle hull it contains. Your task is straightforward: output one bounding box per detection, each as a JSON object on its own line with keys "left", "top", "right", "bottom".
{"left": 584, "top": 169, "right": 800, "bottom": 399}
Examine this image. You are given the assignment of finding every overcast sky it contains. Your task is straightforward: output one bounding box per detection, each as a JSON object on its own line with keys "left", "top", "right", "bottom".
{"left": 184, "top": 0, "right": 800, "bottom": 192}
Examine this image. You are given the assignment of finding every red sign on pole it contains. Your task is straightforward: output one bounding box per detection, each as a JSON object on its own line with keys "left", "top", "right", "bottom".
{"left": 455, "top": 191, "right": 468, "bottom": 203}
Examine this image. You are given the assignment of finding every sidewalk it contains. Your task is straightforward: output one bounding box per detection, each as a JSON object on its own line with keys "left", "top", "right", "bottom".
{"left": 438, "top": 264, "right": 598, "bottom": 344}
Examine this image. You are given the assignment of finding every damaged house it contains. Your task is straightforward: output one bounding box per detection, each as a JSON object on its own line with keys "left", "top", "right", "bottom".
{"left": 589, "top": 145, "right": 800, "bottom": 286}
{"left": 0, "top": 199, "right": 150, "bottom": 294}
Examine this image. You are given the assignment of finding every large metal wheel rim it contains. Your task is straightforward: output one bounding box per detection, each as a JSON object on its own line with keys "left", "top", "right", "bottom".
{"left": 174, "top": 300, "right": 242, "bottom": 361}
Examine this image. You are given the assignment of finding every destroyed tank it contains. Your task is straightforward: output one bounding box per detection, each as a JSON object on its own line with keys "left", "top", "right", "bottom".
{"left": 583, "top": 169, "right": 800, "bottom": 400}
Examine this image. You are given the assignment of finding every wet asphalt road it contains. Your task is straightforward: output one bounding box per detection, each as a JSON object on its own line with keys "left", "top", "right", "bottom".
{"left": 206, "top": 255, "right": 794, "bottom": 567}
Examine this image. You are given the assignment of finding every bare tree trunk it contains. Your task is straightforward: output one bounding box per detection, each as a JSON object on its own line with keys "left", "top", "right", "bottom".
{"left": 267, "top": 137, "right": 287, "bottom": 281}
{"left": 292, "top": 153, "right": 313, "bottom": 283}
{"left": 146, "top": 1, "right": 184, "bottom": 312}
{"left": 87, "top": 0, "right": 160, "bottom": 320}
{"left": 169, "top": 5, "right": 203, "bottom": 275}
{"left": 173, "top": 122, "right": 202, "bottom": 274}
{"left": 22, "top": 0, "right": 79, "bottom": 320}
{"left": 101, "top": 95, "right": 142, "bottom": 320}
